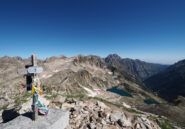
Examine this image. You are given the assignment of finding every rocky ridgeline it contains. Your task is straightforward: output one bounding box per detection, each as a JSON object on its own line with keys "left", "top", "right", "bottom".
{"left": 73, "top": 55, "right": 105, "bottom": 68}
{"left": 49, "top": 96, "right": 161, "bottom": 129}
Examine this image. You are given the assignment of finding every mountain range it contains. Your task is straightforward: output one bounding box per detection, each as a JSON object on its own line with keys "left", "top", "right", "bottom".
{"left": 0, "top": 54, "right": 185, "bottom": 128}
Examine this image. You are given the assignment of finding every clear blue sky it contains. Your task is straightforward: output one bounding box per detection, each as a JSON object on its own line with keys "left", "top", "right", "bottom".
{"left": 0, "top": 0, "right": 185, "bottom": 64}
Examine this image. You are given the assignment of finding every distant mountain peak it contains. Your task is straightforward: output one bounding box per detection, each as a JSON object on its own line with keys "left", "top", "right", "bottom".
{"left": 106, "top": 54, "right": 122, "bottom": 59}
{"left": 105, "top": 54, "right": 122, "bottom": 64}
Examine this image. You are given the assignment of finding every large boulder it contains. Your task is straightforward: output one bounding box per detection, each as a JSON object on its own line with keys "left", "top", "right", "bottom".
{"left": 0, "top": 108, "right": 69, "bottom": 129}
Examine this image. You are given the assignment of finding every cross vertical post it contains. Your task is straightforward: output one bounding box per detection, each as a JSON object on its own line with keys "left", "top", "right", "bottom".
{"left": 32, "top": 54, "right": 38, "bottom": 121}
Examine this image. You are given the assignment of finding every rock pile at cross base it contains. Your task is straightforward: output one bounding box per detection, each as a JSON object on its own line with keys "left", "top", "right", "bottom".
{"left": 0, "top": 109, "right": 69, "bottom": 129}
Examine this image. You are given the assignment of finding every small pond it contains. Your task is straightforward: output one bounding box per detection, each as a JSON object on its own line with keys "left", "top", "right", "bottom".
{"left": 144, "top": 100, "right": 159, "bottom": 104}
{"left": 107, "top": 86, "right": 132, "bottom": 97}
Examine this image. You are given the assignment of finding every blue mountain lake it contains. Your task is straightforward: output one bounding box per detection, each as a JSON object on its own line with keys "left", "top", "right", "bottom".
{"left": 107, "top": 86, "right": 132, "bottom": 97}
{"left": 107, "top": 87, "right": 159, "bottom": 104}
{"left": 144, "top": 100, "right": 159, "bottom": 104}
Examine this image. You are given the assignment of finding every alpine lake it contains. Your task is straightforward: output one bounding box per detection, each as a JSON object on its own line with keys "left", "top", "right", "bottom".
{"left": 107, "top": 86, "right": 159, "bottom": 105}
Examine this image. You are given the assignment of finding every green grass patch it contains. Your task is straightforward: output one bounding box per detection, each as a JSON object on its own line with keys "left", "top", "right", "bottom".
{"left": 123, "top": 107, "right": 141, "bottom": 114}
{"left": 89, "top": 96, "right": 141, "bottom": 114}
{"left": 0, "top": 104, "right": 8, "bottom": 111}
{"left": 44, "top": 95, "right": 53, "bottom": 100}
{"left": 23, "top": 92, "right": 31, "bottom": 99}
{"left": 52, "top": 94, "right": 59, "bottom": 98}
{"left": 159, "top": 119, "right": 175, "bottom": 129}
{"left": 44, "top": 93, "right": 60, "bottom": 100}
{"left": 65, "top": 94, "right": 85, "bottom": 101}
{"left": 14, "top": 93, "right": 30, "bottom": 107}
{"left": 148, "top": 116, "right": 176, "bottom": 129}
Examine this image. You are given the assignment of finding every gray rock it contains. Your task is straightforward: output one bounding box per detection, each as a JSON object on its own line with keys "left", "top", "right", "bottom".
{"left": 90, "top": 123, "right": 96, "bottom": 129}
{"left": 0, "top": 108, "right": 69, "bottom": 129}
{"left": 53, "top": 96, "right": 66, "bottom": 104}
{"left": 0, "top": 99, "right": 8, "bottom": 107}
{"left": 110, "top": 111, "right": 122, "bottom": 122}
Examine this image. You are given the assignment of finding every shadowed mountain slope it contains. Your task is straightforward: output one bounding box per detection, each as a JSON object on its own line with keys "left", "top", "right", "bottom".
{"left": 144, "top": 59, "right": 185, "bottom": 101}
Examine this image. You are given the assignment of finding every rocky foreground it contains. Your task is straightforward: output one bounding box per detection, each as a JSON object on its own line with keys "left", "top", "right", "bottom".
{"left": 0, "top": 95, "right": 162, "bottom": 129}
{"left": 49, "top": 95, "right": 162, "bottom": 129}
{"left": 63, "top": 98, "right": 160, "bottom": 129}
